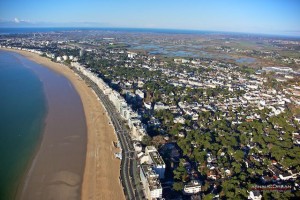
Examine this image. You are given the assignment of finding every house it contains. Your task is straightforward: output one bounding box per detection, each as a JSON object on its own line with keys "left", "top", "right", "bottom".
{"left": 248, "top": 191, "right": 262, "bottom": 200}
{"left": 154, "top": 102, "right": 169, "bottom": 110}
{"left": 174, "top": 116, "right": 185, "bottom": 124}
{"left": 207, "top": 169, "right": 218, "bottom": 180}
{"left": 135, "top": 89, "right": 145, "bottom": 99}
{"left": 144, "top": 102, "right": 152, "bottom": 109}
{"left": 128, "top": 51, "right": 137, "bottom": 58}
{"left": 183, "top": 179, "right": 202, "bottom": 194}
{"left": 56, "top": 56, "right": 62, "bottom": 62}
{"left": 292, "top": 133, "right": 300, "bottom": 145}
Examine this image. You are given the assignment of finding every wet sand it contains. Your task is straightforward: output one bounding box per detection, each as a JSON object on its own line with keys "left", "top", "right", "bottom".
{"left": 3, "top": 49, "right": 125, "bottom": 200}
{"left": 16, "top": 53, "right": 87, "bottom": 200}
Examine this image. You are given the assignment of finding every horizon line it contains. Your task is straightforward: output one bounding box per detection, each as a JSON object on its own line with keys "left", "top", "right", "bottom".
{"left": 0, "top": 26, "right": 299, "bottom": 38}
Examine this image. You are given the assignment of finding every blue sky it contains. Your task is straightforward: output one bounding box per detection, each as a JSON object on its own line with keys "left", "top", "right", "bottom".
{"left": 0, "top": 0, "right": 299, "bottom": 35}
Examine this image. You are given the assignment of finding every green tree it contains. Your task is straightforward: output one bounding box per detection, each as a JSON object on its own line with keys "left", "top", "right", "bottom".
{"left": 173, "top": 159, "right": 189, "bottom": 182}
{"left": 172, "top": 182, "right": 184, "bottom": 191}
{"left": 233, "top": 150, "right": 244, "bottom": 162}
{"left": 203, "top": 194, "right": 214, "bottom": 200}
{"left": 141, "top": 135, "right": 152, "bottom": 146}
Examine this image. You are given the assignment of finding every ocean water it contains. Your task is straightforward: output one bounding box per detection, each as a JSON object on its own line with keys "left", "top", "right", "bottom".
{"left": 0, "top": 50, "right": 47, "bottom": 200}
{"left": 0, "top": 27, "right": 217, "bottom": 36}
{"left": 0, "top": 27, "right": 299, "bottom": 39}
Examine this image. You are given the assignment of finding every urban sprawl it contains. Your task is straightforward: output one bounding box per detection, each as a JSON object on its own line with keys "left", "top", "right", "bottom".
{"left": 1, "top": 30, "right": 300, "bottom": 200}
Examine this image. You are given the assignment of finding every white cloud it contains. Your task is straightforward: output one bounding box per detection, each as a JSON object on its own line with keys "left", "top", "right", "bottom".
{"left": 14, "top": 18, "right": 20, "bottom": 23}
{"left": 13, "top": 18, "right": 31, "bottom": 24}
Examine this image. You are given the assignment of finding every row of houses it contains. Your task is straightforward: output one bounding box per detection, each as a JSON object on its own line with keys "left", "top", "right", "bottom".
{"left": 71, "top": 62, "right": 147, "bottom": 141}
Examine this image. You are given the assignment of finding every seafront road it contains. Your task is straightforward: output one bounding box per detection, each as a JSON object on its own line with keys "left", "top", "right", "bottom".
{"left": 72, "top": 67, "right": 144, "bottom": 200}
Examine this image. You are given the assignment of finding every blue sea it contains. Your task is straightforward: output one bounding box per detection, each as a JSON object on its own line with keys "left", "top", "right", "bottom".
{"left": 0, "top": 27, "right": 217, "bottom": 35}
{"left": 0, "top": 27, "right": 299, "bottom": 39}
{"left": 0, "top": 50, "right": 47, "bottom": 199}
{"left": 0, "top": 50, "right": 87, "bottom": 200}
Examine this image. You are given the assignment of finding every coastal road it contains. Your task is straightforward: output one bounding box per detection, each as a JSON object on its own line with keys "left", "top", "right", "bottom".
{"left": 72, "top": 68, "right": 144, "bottom": 200}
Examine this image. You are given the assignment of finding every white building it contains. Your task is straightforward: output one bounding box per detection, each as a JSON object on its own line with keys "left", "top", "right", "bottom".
{"left": 79, "top": 49, "right": 84, "bottom": 57}
{"left": 183, "top": 180, "right": 202, "bottom": 194}
{"left": 144, "top": 102, "right": 152, "bottom": 109}
{"left": 132, "top": 123, "right": 147, "bottom": 141}
{"left": 145, "top": 146, "right": 166, "bottom": 179}
{"left": 140, "top": 164, "right": 163, "bottom": 200}
{"left": 174, "top": 58, "right": 182, "bottom": 63}
{"left": 154, "top": 102, "right": 169, "bottom": 110}
{"left": 174, "top": 116, "right": 185, "bottom": 124}
{"left": 62, "top": 55, "right": 68, "bottom": 61}
{"left": 46, "top": 53, "right": 55, "bottom": 59}
{"left": 181, "top": 59, "right": 190, "bottom": 64}
{"left": 56, "top": 56, "right": 62, "bottom": 62}
{"left": 70, "top": 61, "right": 149, "bottom": 142}
{"left": 128, "top": 51, "right": 137, "bottom": 58}
{"left": 133, "top": 142, "right": 143, "bottom": 152}
{"left": 135, "top": 89, "right": 145, "bottom": 99}
{"left": 248, "top": 191, "right": 262, "bottom": 200}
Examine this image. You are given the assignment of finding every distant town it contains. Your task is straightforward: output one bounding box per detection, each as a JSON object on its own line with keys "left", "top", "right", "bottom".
{"left": 1, "top": 29, "right": 300, "bottom": 200}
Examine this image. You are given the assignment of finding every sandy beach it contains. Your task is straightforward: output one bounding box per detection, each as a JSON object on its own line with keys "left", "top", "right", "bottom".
{"left": 3, "top": 49, "right": 125, "bottom": 200}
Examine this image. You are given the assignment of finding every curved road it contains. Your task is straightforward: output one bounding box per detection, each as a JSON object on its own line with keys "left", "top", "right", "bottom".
{"left": 72, "top": 67, "right": 144, "bottom": 200}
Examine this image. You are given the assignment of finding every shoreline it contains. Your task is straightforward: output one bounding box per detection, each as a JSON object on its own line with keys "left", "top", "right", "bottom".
{"left": 11, "top": 52, "right": 51, "bottom": 200}
{"left": 14, "top": 111, "right": 48, "bottom": 200}
{"left": 2, "top": 48, "right": 125, "bottom": 200}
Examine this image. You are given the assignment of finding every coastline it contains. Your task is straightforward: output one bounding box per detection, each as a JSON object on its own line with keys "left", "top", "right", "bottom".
{"left": 1, "top": 48, "right": 125, "bottom": 200}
